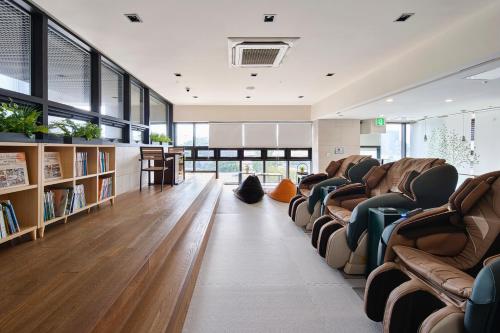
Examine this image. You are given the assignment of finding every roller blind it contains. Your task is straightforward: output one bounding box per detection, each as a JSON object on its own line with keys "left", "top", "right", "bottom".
{"left": 209, "top": 123, "right": 243, "bottom": 148}
{"left": 278, "top": 123, "right": 312, "bottom": 147}
{"left": 243, "top": 123, "right": 277, "bottom": 148}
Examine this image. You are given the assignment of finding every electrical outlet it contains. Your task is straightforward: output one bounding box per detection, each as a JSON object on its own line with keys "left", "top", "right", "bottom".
{"left": 334, "top": 147, "right": 344, "bottom": 154}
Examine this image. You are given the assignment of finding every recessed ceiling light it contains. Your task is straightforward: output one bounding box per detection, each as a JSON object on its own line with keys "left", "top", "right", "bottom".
{"left": 263, "top": 14, "right": 276, "bottom": 23}
{"left": 394, "top": 13, "right": 414, "bottom": 22}
{"left": 246, "top": 96, "right": 251, "bottom": 99}
{"left": 193, "top": 96, "right": 198, "bottom": 99}
{"left": 386, "top": 98, "right": 394, "bottom": 103}
{"left": 326, "top": 73, "right": 335, "bottom": 77}
{"left": 174, "top": 73, "right": 182, "bottom": 77}
{"left": 445, "top": 99, "right": 454, "bottom": 103}
{"left": 251, "top": 73, "right": 258, "bottom": 77}
{"left": 124, "top": 14, "right": 142, "bottom": 23}
{"left": 298, "top": 96, "right": 304, "bottom": 99}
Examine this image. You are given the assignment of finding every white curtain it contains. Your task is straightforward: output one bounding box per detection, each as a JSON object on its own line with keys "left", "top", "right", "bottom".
{"left": 209, "top": 123, "right": 243, "bottom": 148}
{"left": 243, "top": 123, "right": 277, "bottom": 147}
{"left": 278, "top": 123, "right": 312, "bottom": 147}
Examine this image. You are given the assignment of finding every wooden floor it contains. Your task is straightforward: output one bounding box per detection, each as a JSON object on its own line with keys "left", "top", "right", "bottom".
{"left": 0, "top": 174, "right": 221, "bottom": 333}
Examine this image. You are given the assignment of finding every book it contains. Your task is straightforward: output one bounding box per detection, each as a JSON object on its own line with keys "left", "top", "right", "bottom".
{"left": 99, "top": 152, "right": 111, "bottom": 173}
{"left": 53, "top": 189, "right": 69, "bottom": 217}
{"left": 99, "top": 177, "right": 113, "bottom": 200}
{"left": 44, "top": 152, "right": 63, "bottom": 180}
{"left": 75, "top": 152, "right": 88, "bottom": 177}
{"left": 0, "top": 152, "right": 29, "bottom": 189}
{"left": 44, "top": 191, "right": 55, "bottom": 221}
{"left": 1, "top": 201, "right": 20, "bottom": 234}
{"left": 0, "top": 210, "right": 7, "bottom": 238}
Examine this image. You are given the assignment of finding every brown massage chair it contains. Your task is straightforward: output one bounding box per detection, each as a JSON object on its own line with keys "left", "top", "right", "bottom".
{"left": 288, "top": 155, "right": 379, "bottom": 229}
{"left": 311, "top": 158, "right": 458, "bottom": 274}
{"left": 364, "top": 171, "right": 500, "bottom": 333}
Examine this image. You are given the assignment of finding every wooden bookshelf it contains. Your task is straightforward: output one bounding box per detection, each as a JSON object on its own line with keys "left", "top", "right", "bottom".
{"left": 0, "top": 142, "right": 40, "bottom": 244}
{"left": 39, "top": 144, "right": 116, "bottom": 237}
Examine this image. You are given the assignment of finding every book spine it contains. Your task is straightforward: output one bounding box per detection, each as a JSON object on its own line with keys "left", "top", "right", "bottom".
{"left": 0, "top": 210, "right": 6, "bottom": 238}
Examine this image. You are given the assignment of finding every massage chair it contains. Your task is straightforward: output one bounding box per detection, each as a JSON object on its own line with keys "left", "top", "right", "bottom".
{"left": 288, "top": 155, "right": 379, "bottom": 230}
{"left": 311, "top": 158, "right": 458, "bottom": 274}
{"left": 364, "top": 171, "right": 500, "bottom": 333}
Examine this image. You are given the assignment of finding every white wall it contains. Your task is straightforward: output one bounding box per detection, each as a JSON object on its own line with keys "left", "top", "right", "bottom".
{"left": 115, "top": 146, "right": 147, "bottom": 195}
{"left": 174, "top": 105, "right": 311, "bottom": 122}
{"left": 408, "top": 109, "right": 500, "bottom": 176}
{"left": 311, "top": 2, "right": 500, "bottom": 120}
{"left": 312, "top": 119, "right": 361, "bottom": 173}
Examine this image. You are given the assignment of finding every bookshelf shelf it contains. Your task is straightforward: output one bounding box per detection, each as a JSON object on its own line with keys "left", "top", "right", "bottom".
{"left": 0, "top": 184, "right": 38, "bottom": 196}
{"left": 0, "top": 226, "right": 37, "bottom": 245}
{"left": 74, "top": 174, "right": 97, "bottom": 181}
{"left": 0, "top": 143, "right": 115, "bottom": 241}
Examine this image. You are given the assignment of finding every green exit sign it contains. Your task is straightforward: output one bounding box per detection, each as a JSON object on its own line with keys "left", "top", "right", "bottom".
{"left": 375, "top": 117, "right": 385, "bottom": 126}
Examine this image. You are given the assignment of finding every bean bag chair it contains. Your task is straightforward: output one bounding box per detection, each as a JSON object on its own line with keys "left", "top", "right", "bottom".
{"left": 268, "top": 179, "right": 296, "bottom": 203}
{"left": 233, "top": 175, "right": 264, "bottom": 204}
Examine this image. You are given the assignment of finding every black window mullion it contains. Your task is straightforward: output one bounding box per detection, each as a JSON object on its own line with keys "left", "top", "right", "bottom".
{"left": 143, "top": 87, "right": 150, "bottom": 143}
{"left": 90, "top": 51, "right": 101, "bottom": 115}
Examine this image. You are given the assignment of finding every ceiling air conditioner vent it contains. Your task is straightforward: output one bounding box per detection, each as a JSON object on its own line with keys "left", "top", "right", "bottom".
{"left": 228, "top": 38, "right": 299, "bottom": 68}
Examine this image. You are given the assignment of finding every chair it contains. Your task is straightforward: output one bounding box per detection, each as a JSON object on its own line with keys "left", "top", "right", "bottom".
{"left": 364, "top": 171, "right": 500, "bottom": 333}
{"left": 268, "top": 178, "right": 297, "bottom": 203}
{"left": 312, "top": 158, "right": 457, "bottom": 274}
{"left": 233, "top": 175, "right": 264, "bottom": 204}
{"left": 290, "top": 156, "right": 380, "bottom": 230}
{"left": 139, "top": 146, "right": 169, "bottom": 192}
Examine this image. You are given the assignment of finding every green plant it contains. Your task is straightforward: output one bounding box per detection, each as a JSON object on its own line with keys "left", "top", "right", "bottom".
{"left": 0, "top": 99, "right": 48, "bottom": 138}
{"left": 49, "top": 119, "right": 102, "bottom": 140}
{"left": 150, "top": 133, "right": 171, "bottom": 144}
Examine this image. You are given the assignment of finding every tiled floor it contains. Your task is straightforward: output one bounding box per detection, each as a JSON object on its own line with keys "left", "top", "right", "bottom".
{"left": 183, "top": 187, "right": 382, "bottom": 333}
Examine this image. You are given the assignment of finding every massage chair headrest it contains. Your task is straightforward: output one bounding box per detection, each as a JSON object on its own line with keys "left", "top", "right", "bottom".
{"left": 325, "top": 159, "right": 344, "bottom": 178}
{"left": 362, "top": 163, "right": 393, "bottom": 189}
{"left": 449, "top": 171, "right": 500, "bottom": 216}
{"left": 325, "top": 155, "right": 371, "bottom": 178}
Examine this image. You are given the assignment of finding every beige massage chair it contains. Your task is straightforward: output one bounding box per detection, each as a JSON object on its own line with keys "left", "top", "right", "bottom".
{"left": 288, "top": 155, "right": 379, "bottom": 230}
{"left": 311, "top": 158, "right": 458, "bottom": 274}
{"left": 365, "top": 171, "right": 500, "bottom": 333}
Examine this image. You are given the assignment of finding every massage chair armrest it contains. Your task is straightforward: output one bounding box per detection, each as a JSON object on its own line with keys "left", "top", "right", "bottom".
{"left": 346, "top": 158, "right": 380, "bottom": 184}
{"left": 409, "top": 164, "right": 458, "bottom": 208}
{"left": 483, "top": 254, "right": 500, "bottom": 267}
{"left": 298, "top": 173, "right": 328, "bottom": 189}
{"left": 324, "top": 183, "right": 367, "bottom": 205}
{"left": 396, "top": 207, "right": 464, "bottom": 239}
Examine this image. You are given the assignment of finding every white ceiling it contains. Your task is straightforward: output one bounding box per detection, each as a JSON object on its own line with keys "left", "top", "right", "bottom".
{"left": 33, "top": 0, "right": 497, "bottom": 106}
{"left": 344, "top": 58, "right": 500, "bottom": 121}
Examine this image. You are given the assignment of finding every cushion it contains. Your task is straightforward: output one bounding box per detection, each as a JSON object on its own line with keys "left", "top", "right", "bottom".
{"left": 268, "top": 179, "right": 296, "bottom": 203}
{"left": 327, "top": 205, "right": 352, "bottom": 223}
{"left": 393, "top": 245, "right": 474, "bottom": 299}
{"left": 233, "top": 175, "right": 264, "bottom": 204}
{"left": 325, "top": 160, "right": 342, "bottom": 178}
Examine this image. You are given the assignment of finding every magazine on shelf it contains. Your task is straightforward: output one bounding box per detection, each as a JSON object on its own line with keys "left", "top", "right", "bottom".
{"left": 1, "top": 200, "right": 20, "bottom": 235}
{"left": 75, "top": 152, "right": 88, "bottom": 177}
{"left": 99, "top": 176, "right": 113, "bottom": 200}
{"left": 53, "top": 189, "right": 69, "bottom": 217}
{"left": 0, "top": 152, "right": 29, "bottom": 189}
{"left": 0, "top": 210, "right": 7, "bottom": 238}
{"left": 44, "top": 152, "right": 63, "bottom": 180}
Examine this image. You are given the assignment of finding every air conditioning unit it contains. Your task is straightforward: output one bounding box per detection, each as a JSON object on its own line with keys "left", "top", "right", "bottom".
{"left": 228, "top": 37, "right": 299, "bottom": 68}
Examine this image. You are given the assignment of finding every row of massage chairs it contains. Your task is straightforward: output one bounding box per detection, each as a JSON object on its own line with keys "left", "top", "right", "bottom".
{"left": 288, "top": 155, "right": 500, "bottom": 333}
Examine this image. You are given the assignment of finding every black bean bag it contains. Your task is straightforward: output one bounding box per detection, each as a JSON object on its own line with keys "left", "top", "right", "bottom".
{"left": 233, "top": 175, "right": 264, "bottom": 204}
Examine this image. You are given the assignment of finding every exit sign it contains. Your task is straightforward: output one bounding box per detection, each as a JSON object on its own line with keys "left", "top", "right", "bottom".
{"left": 375, "top": 117, "right": 385, "bottom": 126}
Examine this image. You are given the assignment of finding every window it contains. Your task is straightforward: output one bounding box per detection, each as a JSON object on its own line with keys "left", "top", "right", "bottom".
{"left": 0, "top": 0, "right": 31, "bottom": 95}
{"left": 196, "top": 149, "right": 214, "bottom": 158}
{"left": 130, "top": 82, "right": 143, "bottom": 124}
{"left": 195, "top": 123, "right": 209, "bottom": 146}
{"left": 150, "top": 94, "right": 167, "bottom": 135}
{"left": 289, "top": 161, "right": 311, "bottom": 184}
{"left": 290, "top": 149, "right": 309, "bottom": 158}
{"left": 175, "top": 123, "right": 193, "bottom": 146}
{"left": 360, "top": 146, "right": 380, "bottom": 159}
{"left": 185, "top": 160, "right": 193, "bottom": 172}
{"left": 132, "top": 130, "right": 143, "bottom": 144}
{"left": 218, "top": 161, "right": 240, "bottom": 184}
{"left": 267, "top": 149, "right": 285, "bottom": 158}
{"left": 183, "top": 149, "right": 192, "bottom": 159}
{"left": 381, "top": 124, "right": 402, "bottom": 162}
{"left": 244, "top": 150, "right": 262, "bottom": 158}
{"left": 100, "top": 61, "right": 124, "bottom": 118}
{"left": 48, "top": 115, "right": 87, "bottom": 134}
{"left": 220, "top": 150, "right": 238, "bottom": 158}
{"left": 195, "top": 161, "right": 216, "bottom": 171}
{"left": 48, "top": 27, "right": 91, "bottom": 110}
{"left": 101, "top": 124, "right": 123, "bottom": 140}
{"left": 264, "top": 160, "right": 287, "bottom": 183}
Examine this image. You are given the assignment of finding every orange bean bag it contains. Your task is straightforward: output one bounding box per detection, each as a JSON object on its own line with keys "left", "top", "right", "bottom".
{"left": 268, "top": 179, "right": 297, "bottom": 203}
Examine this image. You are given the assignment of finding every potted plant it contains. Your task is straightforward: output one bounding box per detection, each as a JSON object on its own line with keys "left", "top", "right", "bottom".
{"left": 0, "top": 99, "right": 48, "bottom": 141}
{"left": 49, "top": 119, "right": 102, "bottom": 144}
{"left": 150, "top": 133, "right": 172, "bottom": 145}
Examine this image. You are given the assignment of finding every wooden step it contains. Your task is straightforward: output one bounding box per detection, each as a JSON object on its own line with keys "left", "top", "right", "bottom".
{"left": 117, "top": 180, "right": 222, "bottom": 333}
{"left": 0, "top": 174, "right": 219, "bottom": 333}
